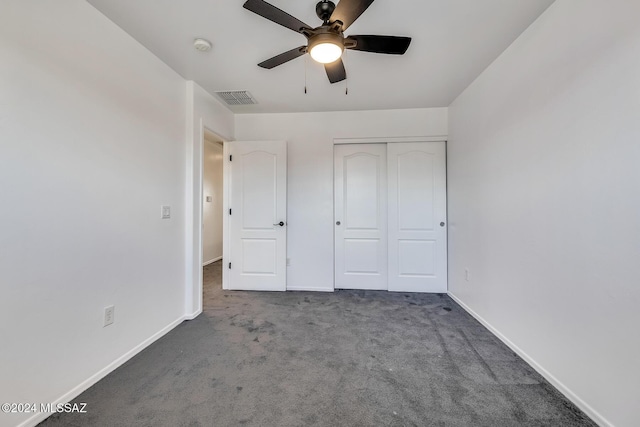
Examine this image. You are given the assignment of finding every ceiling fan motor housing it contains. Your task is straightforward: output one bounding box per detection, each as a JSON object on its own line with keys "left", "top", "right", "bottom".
{"left": 308, "top": 28, "right": 344, "bottom": 51}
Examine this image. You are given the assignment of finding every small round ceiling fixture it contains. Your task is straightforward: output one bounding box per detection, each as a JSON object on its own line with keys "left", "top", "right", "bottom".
{"left": 193, "top": 38, "right": 212, "bottom": 52}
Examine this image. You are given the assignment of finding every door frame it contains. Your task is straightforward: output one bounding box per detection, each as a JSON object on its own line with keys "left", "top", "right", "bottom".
{"left": 202, "top": 136, "right": 224, "bottom": 267}
{"left": 222, "top": 140, "right": 231, "bottom": 290}
{"left": 332, "top": 135, "right": 448, "bottom": 292}
{"left": 185, "top": 117, "right": 233, "bottom": 319}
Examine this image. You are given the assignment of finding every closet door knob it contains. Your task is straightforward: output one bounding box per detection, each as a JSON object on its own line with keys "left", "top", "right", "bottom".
{"left": 336, "top": 221, "right": 341, "bottom": 226}
{"left": 440, "top": 222, "right": 445, "bottom": 227}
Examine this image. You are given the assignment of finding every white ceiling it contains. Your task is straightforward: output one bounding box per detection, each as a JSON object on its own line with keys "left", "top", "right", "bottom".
{"left": 86, "top": 0, "right": 555, "bottom": 114}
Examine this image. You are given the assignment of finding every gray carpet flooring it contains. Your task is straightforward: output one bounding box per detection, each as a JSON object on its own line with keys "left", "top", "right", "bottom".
{"left": 40, "top": 261, "right": 595, "bottom": 426}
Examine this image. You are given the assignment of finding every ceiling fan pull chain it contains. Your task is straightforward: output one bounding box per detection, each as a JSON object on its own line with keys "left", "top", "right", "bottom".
{"left": 344, "top": 51, "right": 348, "bottom": 95}
{"left": 304, "top": 54, "right": 308, "bottom": 94}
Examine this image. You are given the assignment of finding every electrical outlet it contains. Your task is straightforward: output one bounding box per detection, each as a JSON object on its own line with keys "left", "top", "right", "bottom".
{"left": 161, "top": 205, "right": 171, "bottom": 219}
{"left": 104, "top": 305, "right": 115, "bottom": 327}
{"left": 464, "top": 268, "right": 470, "bottom": 282}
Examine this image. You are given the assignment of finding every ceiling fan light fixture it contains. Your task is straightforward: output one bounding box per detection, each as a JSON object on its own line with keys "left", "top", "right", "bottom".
{"left": 310, "top": 42, "right": 343, "bottom": 63}
{"left": 308, "top": 32, "right": 344, "bottom": 64}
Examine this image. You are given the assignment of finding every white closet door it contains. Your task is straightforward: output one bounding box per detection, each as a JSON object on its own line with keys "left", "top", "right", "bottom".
{"left": 388, "top": 142, "right": 447, "bottom": 293}
{"left": 229, "top": 141, "right": 287, "bottom": 291}
{"left": 334, "top": 144, "right": 388, "bottom": 290}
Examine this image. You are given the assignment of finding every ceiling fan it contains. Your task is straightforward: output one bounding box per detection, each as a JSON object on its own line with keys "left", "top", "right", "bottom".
{"left": 243, "top": 0, "right": 412, "bottom": 83}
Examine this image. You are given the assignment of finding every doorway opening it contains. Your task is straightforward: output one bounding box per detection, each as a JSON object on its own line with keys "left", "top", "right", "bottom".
{"left": 202, "top": 128, "right": 225, "bottom": 302}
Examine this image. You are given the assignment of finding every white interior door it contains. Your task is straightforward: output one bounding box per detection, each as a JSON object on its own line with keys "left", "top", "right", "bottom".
{"left": 388, "top": 142, "right": 447, "bottom": 293}
{"left": 334, "top": 144, "right": 388, "bottom": 290}
{"left": 229, "top": 141, "right": 287, "bottom": 291}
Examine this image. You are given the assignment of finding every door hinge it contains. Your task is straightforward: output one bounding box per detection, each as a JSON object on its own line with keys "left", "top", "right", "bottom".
{"left": 229, "top": 155, "right": 232, "bottom": 161}
{"left": 229, "top": 208, "right": 232, "bottom": 215}
{"left": 228, "top": 262, "right": 231, "bottom": 269}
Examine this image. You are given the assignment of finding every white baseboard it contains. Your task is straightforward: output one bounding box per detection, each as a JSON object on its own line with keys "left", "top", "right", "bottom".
{"left": 184, "top": 308, "right": 202, "bottom": 321}
{"left": 447, "top": 292, "right": 611, "bottom": 427}
{"left": 203, "top": 256, "right": 222, "bottom": 266}
{"left": 286, "top": 286, "right": 334, "bottom": 292}
{"left": 18, "top": 315, "right": 186, "bottom": 427}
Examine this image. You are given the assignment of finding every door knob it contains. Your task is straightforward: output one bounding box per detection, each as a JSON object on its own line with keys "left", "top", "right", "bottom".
{"left": 440, "top": 222, "right": 445, "bottom": 227}
{"left": 273, "top": 221, "right": 285, "bottom": 227}
{"left": 336, "top": 221, "right": 341, "bottom": 226}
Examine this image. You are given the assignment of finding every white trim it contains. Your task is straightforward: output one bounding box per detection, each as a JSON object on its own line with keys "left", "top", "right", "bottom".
{"left": 286, "top": 286, "right": 334, "bottom": 293}
{"left": 333, "top": 136, "right": 448, "bottom": 145}
{"left": 184, "top": 81, "right": 196, "bottom": 316}
{"left": 203, "top": 256, "right": 222, "bottom": 266}
{"left": 448, "top": 292, "right": 611, "bottom": 427}
{"left": 222, "top": 141, "right": 230, "bottom": 290}
{"left": 18, "top": 315, "right": 186, "bottom": 427}
{"left": 195, "top": 119, "right": 205, "bottom": 313}
{"left": 184, "top": 309, "right": 202, "bottom": 321}
{"left": 332, "top": 142, "right": 336, "bottom": 292}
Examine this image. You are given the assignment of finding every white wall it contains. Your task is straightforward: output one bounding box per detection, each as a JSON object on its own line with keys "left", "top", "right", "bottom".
{"left": 0, "top": 2, "right": 193, "bottom": 426}
{"left": 203, "top": 140, "right": 223, "bottom": 264}
{"left": 235, "top": 108, "right": 447, "bottom": 291}
{"left": 447, "top": 1, "right": 640, "bottom": 426}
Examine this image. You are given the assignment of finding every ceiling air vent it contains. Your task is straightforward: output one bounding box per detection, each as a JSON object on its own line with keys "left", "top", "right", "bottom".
{"left": 214, "top": 90, "right": 257, "bottom": 105}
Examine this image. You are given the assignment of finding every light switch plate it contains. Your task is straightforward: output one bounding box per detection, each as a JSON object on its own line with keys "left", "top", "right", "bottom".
{"left": 161, "top": 205, "right": 171, "bottom": 219}
{"left": 104, "top": 305, "right": 115, "bottom": 327}
{"left": 206, "top": 196, "right": 212, "bottom": 202}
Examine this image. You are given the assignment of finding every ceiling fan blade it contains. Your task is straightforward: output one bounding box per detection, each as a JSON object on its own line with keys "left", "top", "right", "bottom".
{"left": 330, "top": 0, "right": 375, "bottom": 31}
{"left": 325, "top": 58, "right": 347, "bottom": 83}
{"left": 345, "top": 35, "right": 411, "bottom": 54}
{"left": 258, "top": 46, "right": 307, "bottom": 69}
{"left": 243, "top": 0, "right": 312, "bottom": 34}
